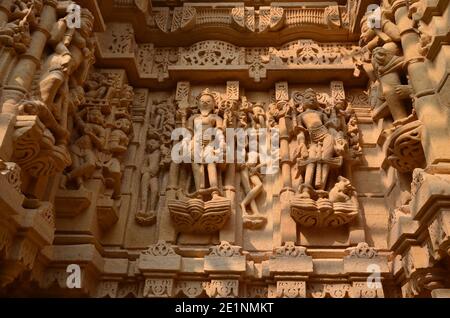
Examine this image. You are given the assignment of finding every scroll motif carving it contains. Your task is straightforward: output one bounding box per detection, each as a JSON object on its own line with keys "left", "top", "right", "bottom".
{"left": 209, "top": 241, "right": 242, "bottom": 257}
{"left": 143, "top": 278, "right": 174, "bottom": 298}
{"left": 141, "top": 240, "right": 177, "bottom": 257}
{"left": 345, "top": 242, "right": 377, "bottom": 258}
{"left": 276, "top": 281, "right": 306, "bottom": 298}
{"left": 273, "top": 241, "right": 307, "bottom": 258}
{"left": 386, "top": 119, "right": 425, "bottom": 173}
{"left": 148, "top": 5, "right": 346, "bottom": 33}
{"left": 204, "top": 280, "right": 239, "bottom": 298}
{"left": 176, "top": 281, "right": 205, "bottom": 298}
{"left": 0, "top": 160, "right": 22, "bottom": 192}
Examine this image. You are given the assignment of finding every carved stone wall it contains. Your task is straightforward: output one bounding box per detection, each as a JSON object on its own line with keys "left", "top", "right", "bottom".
{"left": 0, "top": 0, "right": 450, "bottom": 298}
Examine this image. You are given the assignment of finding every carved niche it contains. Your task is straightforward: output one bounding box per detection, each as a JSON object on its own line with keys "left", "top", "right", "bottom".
{"left": 165, "top": 81, "right": 278, "bottom": 234}
{"left": 135, "top": 97, "right": 173, "bottom": 226}
{"left": 289, "top": 82, "right": 361, "bottom": 227}
{"left": 167, "top": 88, "right": 232, "bottom": 234}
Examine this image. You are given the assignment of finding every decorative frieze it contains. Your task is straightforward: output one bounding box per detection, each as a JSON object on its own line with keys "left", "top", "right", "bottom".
{"left": 96, "top": 35, "right": 360, "bottom": 83}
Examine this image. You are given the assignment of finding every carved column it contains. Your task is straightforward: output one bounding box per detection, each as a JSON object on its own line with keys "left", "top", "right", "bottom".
{"left": 1, "top": 1, "right": 58, "bottom": 159}
{"left": 275, "top": 82, "right": 296, "bottom": 244}
{"left": 220, "top": 81, "right": 239, "bottom": 244}
{"left": 391, "top": 0, "right": 450, "bottom": 166}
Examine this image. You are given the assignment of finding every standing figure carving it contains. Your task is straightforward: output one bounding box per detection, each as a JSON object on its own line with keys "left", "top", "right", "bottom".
{"left": 167, "top": 89, "right": 231, "bottom": 234}
{"left": 290, "top": 88, "right": 359, "bottom": 227}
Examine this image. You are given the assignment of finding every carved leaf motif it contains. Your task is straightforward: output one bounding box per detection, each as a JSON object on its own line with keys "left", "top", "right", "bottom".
{"left": 259, "top": 7, "right": 271, "bottom": 32}
{"left": 270, "top": 7, "right": 284, "bottom": 30}
{"left": 387, "top": 121, "right": 425, "bottom": 173}
{"left": 154, "top": 8, "right": 170, "bottom": 32}
{"left": 209, "top": 241, "right": 242, "bottom": 257}
{"left": 176, "top": 281, "right": 205, "bottom": 298}
{"left": 142, "top": 240, "right": 177, "bottom": 256}
{"left": 181, "top": 6, "right": 196, "bottom": 30}
{"left": 231, "top": 7, "right": 245, "bottom": 28}
{"left": 245, "top": 7, "right": 255, "bottom": 32}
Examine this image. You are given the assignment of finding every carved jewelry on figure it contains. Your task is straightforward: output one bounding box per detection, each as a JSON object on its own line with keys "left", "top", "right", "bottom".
{"left": 290, "top": 88, "right": 360, "bottom": 227}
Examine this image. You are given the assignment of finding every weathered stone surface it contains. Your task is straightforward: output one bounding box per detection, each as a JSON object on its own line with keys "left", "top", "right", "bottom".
{"left": 0, "top": 0, "right": 449, "bottom": 299}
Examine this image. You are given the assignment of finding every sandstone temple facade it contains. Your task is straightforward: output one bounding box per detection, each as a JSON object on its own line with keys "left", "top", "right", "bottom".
{"left": 0, "top": 0, "right": 449, "bottom": 298}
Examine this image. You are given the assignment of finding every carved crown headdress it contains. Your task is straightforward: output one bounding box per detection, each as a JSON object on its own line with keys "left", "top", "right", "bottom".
{"left": 198, "top": 88, "right": 216, "bottom": 100}
{"left": 302, "top": 88, "right": 317, "bottom": 97}
{"left": 197, "top": 88, "right": 219, "bottom": 107}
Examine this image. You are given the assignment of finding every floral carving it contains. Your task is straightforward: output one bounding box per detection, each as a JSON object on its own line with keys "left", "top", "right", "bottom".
{"left": 142, "top": 240, "right": 177, "bottom": 257}
{"left": 209, "top": 241, "right": 242, "bottom": 257}
{"left": 273, "top": 242, "right": 307, "bottom": 258}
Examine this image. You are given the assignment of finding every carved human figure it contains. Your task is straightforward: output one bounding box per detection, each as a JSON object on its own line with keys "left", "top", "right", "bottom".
{"left": 18, "top": 99, "right": 69, "bottom": 145}
{"left": 84, "top": 72, "right": 111, "bottom": 99}
{"left": 63, "top": 107, "right": 105, "bottom": 188}
{"left": 186, "top": 89, "right": 225, "bottom": 199}
{"left": 371, "top": 47, "right": 408, "bottom": 121}
{"left": 250, "top": 102, "right": 266, "bottom": 129}
{"left": 325, "top": 100, "right": 349, "bottom": 156}
{"left": 0, "top": 5, "right": 32, "bottom": 53}
{"left": 39, "top": 8, "right": 94, "bottom": 119}
{"left": 295, "top": 88, "right": 339, "bottom": 195}
{"left": 108, "top": 118, "right": 131, "bottom": 153}
{"left": 359, "top": 1, "right": 401, "bottom": 54}
{"left": 136, "top": 134, "right": 162, "bottom": 225}
{"left": 65, "top": 135, "right": 97, "bottom": 188}
{"left": 239, "top": 147, "right": 266, "bottom": 228}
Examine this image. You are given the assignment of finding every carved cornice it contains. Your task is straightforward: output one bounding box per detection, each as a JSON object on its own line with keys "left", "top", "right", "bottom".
{"left": 99, "top": 2, "right": 357, "bottom": 45}
{"left": 95, "top": 27, "right": 362, "bottom": 87}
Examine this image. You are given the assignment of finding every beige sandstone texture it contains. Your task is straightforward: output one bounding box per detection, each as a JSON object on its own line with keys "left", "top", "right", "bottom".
{"left": 0, "top": 0, "right": 449, "bottom": 298}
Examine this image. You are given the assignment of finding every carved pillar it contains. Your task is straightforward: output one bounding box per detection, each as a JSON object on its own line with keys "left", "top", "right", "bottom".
{"left": 391, "top": 0, "right": 450, "bottom": 166}
{"left": 220, "top": 81, "right": 239, "bottom": 244}
{"left": 275, "top": 82, "right": 296, "bottom": 244}
{"left": 0, "top": 1, "right": 58, "bottom": 159}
